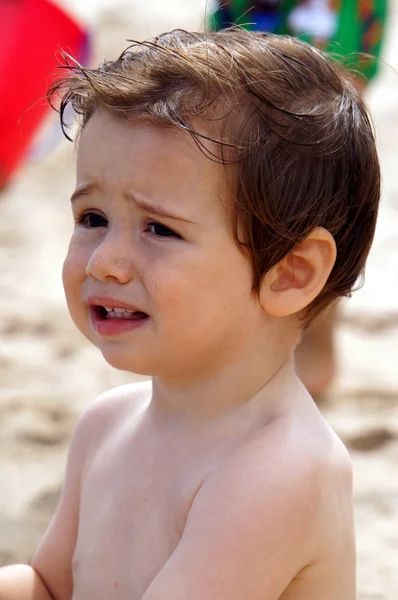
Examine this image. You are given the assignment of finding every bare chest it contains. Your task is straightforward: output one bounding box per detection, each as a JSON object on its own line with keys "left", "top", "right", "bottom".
{"left": 71, "top": 430, "right": 207, "bottom": 600}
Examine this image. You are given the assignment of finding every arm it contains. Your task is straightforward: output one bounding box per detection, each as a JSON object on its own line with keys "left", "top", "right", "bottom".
{"left": 0, "top": 398, "right": 106, "bottom": 600}
{"left": 141, "top": 441, "right": 322, "bottom": 600}
{"left": 0, "top": 565, "right": 54, "bottom": 600}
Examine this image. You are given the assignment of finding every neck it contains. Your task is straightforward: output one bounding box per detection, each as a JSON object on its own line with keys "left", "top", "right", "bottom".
{"left": 149, "top": 320, "right": 300, "bottom": 422}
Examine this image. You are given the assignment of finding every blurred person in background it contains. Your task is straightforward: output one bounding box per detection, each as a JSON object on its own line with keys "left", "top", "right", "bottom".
{"left": 210, "top": 0, "right": 388, "bottom": 398}
{"left": 0, "top": 0, "right": 89, "bottom": 190}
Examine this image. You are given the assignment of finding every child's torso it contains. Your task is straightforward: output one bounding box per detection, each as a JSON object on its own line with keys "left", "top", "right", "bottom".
{"left": 72, "top": 412, "right": 207, "bottom": 598}
{"left": 70, "top": 388, "right": 355, "bottom": 600}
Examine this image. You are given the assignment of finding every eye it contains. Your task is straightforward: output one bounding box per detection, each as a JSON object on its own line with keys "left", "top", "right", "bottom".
{"left": 146, "top": 221, "right": 182, "bottom": 239}
{"left": 77, "top": 212, "right": 108, "bottom": 228}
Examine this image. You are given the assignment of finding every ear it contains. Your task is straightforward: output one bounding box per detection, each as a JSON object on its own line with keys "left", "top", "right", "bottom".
{"left": 260, "top": 227, "right": 336, "bottom": 317}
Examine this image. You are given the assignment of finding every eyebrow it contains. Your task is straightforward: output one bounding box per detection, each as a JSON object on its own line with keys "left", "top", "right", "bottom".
{"left": 70, "top": 182, "right": 101, "bottom": 204}
{"left": 70, "top": 183, "right": 197, "bottom": 225}
{"left": 124, "top": 192, "right": 197, "bottom": 225}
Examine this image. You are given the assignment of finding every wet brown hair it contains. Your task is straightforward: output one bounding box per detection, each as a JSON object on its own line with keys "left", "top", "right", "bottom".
{"left": 49, "top": 28, "right": 380, "bottom": 319}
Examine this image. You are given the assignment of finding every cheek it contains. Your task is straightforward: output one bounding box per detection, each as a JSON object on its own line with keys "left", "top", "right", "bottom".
{"left": 143, "top": 271, "right": 170, "bottom": 304}
{"left": 62, "top": 244, "right": 92, "bottom": 338}
{"left": 62, "top": 242, "right": 87, "bottom": 300}
{"left": 144, "top": 249, "right": 253, "bottom": 317}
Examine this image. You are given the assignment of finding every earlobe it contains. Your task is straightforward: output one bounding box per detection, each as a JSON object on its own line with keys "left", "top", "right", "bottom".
{"left": 260, "top": 227, "right": 336, "bottom": 317}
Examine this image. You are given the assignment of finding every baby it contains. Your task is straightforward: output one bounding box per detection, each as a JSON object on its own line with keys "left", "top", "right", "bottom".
{"left": 0, "top": 28, "right": 380, "bottom": 599}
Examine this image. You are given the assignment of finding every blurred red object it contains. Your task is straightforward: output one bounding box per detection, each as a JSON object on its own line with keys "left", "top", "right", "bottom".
{"left": 0, "top": 0, "right": 89, "bottom": 188}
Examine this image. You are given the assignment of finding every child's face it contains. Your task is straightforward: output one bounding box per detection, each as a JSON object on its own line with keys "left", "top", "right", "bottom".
{"left": 64, "top": 110, "right": 266, "bottom": 380}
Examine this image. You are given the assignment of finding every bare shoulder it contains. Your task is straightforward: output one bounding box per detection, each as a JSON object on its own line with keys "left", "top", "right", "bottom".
{"left": 83, "top": 379, "right": 152, "bottom": 419}
{"left": 189, "top": 407, "right": 354, "bottom": 574}
{"left": 74, "top": 379, "right": 152, "bottom": 449}
{"left": 209, "top": 405, "right": 352, "bottom": 505}
{"left": 86, "top": 380, "right": 152, "bottom": 416}
{"left": 64, "top": 378, "right": 152, "bottom": 493}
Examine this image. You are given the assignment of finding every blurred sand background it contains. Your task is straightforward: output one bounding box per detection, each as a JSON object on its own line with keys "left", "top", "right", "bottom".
{"left": 0, "top": 1, "right": 397, "bottom": 598}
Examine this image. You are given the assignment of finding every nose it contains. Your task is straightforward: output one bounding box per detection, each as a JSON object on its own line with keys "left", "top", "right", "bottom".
{"left": 85, "top": 235, "right": 135, "bottom": 284}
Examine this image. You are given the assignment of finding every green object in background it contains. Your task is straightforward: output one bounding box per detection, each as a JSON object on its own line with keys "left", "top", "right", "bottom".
{"left": 333, "top": 0, "right": 388, "bottom": 81}
{"left": 209, "top": 1, "right": 388, "bottom": 83}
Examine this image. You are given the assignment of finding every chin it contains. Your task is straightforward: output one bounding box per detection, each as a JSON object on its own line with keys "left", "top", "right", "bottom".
{"left": 98, "top": 348, "right": 157, "bottom": 376}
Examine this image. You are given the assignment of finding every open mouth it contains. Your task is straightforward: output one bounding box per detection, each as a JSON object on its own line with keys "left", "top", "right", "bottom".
{"left": 92, "top": 306, "right": 149, "bottom": 322}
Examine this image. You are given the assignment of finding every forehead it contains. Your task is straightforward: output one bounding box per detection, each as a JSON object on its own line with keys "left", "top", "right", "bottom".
{"left": 76, "top": 110, "right": 229, "bottom": 216}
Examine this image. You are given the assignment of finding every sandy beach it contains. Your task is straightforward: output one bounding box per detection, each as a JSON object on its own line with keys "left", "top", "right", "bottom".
{"left": 0, "top": 1, "right": 397, "bottom": 598}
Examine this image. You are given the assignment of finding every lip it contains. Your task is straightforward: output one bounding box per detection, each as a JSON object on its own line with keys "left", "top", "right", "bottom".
{"left": 87, "top": 296, "right": 149, "bottom": 337}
